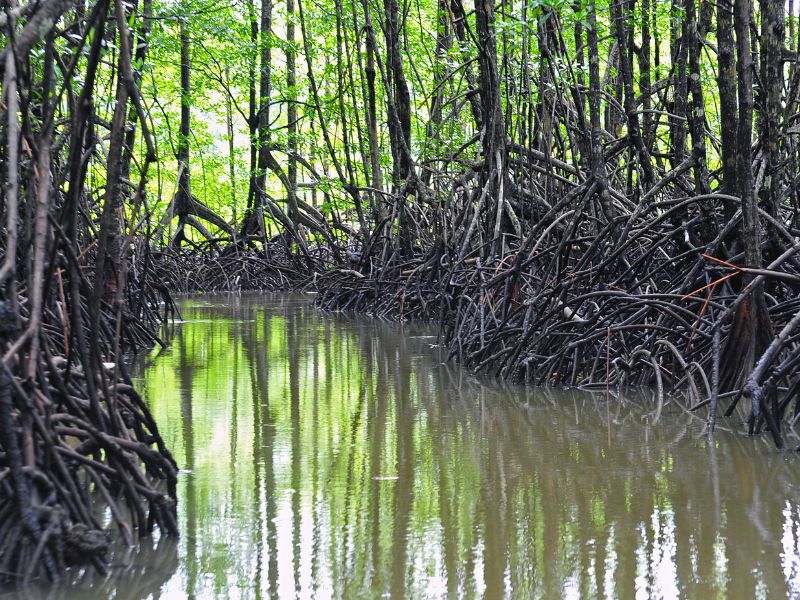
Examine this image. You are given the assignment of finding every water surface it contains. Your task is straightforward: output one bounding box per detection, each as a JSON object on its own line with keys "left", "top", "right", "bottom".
{"left": 9, "top": 294, "right": 800, "bottom": 599}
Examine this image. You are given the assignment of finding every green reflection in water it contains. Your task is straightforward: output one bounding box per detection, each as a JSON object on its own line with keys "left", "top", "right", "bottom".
{"left": 7, "top": 293, "right": 800, "bottom": 600}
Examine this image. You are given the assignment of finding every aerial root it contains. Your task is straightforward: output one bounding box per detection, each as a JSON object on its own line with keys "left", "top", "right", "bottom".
{"left": 315, "top": 191, "right": 800, "bottom": 447}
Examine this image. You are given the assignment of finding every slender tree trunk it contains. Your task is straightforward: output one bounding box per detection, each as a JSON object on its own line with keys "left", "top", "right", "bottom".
{"left": 759, "top": 0, "right": 785, "bottom": 231}
{"left": 449, "top": 0, "right": 483, "bottom": 129}
{"left": 686, "top": 0, "right": 709, "bottom": 193}
{"left": 226, "top": 67, "right": 238, "bottom": 227}
{"left": 717, "top": 0, "right": 738, "bottom": 210}
{"left": 255, "top": 0, "right": 272, "bottom": 234}
{"left": 246, "top": 0, "right": 258, "bottom": 219}
{"left": 639, "top": 0, "right": 654, "bottom": 153}
{"left": 670, "top": 0, "right": 688, "bottom": 170}
{"left": 720, "top": 0, "right": 774, "bottom": 394}
{"left": 287, "top": 0, "right": 297, "bottom": 197}
{"left": 334, "top": 0, "right": 366, "bottom": 230}
{"left": 735, "top": 0, "right": 760, "bottom": 272}
{"left": 94, "top": 0, "right": 132, "bottom": 303}
{"left": 383, "top": 0, "right": 412, "bottom": 184}
{"left": 119, "top": 0, "right": 153, "bottom": 193}
{"left": 572, "top": 2, "right": 588, "bottom": 170}
{"left": 537, "top": 9, "right": 554, "bottom": 163}
{"left": 587, "top": 0, "right": 612, "bottom": 221}
{"left": 475, "top": 0, "right": 510, "bottom": 257}
{"left": 361, "top": 1, "right": 384, "bottom": 221}
{"left": 612, "top": 0, "right": 655, "bottom": 190}
{"left": 424, "top": 0, "right": 451, "bottom": 187}
{"left": 165, "top": 6, "right": 234, "bottom": 247}
{"left": 172, "top": 11, "right": 192, "bottom": 246}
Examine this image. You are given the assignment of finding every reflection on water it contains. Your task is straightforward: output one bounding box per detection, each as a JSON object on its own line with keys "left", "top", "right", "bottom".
{"left": 8, "top": 294, "right": 800, "bottom": 599}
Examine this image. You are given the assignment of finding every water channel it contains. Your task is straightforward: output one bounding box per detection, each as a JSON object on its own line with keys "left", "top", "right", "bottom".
{"left": 6, "top": 293, "right": 800, "bottom": 599}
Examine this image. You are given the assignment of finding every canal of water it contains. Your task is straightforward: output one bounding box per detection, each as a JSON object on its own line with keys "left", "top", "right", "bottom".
{"left": 8, "top": 293, "right": 800, "bottom": 599}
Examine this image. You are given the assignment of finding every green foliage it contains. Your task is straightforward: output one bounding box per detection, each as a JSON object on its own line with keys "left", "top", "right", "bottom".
{"left": 102, "top": 0, "right": 784, "bottom": 243}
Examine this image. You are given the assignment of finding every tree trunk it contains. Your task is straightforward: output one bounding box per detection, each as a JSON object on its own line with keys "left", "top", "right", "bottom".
{"left": 475, "top": 0, "right": 510, "bottom": 257}
{"left": 172, "top": 11, "right": 193, "bottom": 246}
{"left": 226, "top": 66, "right": 238, "bottom": 226}
{"left": 720, "top": 0, "right": 774, "bottom": 394}
{"left": 717, "top": 0, "right": 738, "bottom": 211}
{"left": 587, "top": 0, "right": 612, "bottom": 221}
{"left": 759, "top": 0, "right": 785, "bottom": 235}
{"left": 423, "top": 0, "right": 451, "bottom": 187}
{"left": 287, "top": 0, "right": 297, "bottom": 198}
{"left": 686, "top": 0, "right": 709, "bottom": 193}
{"left": 93, "top": 0, "right": 132, "bottom": 308}
{"left": 383, "top": 0, "right": 412, "bottom": 185}
{"left": 246, "top": 0, "right": 258, "bottom": 218}
{"left": 254, "top": 0, "right": 272, "bottom": 235}
{"left": 361, "top": 0, "right": 384, "bottom": 221}
{"left": 669, "top": 0, "right": 688, "bottom": 170}
{"left": 168, "top": 8, "right": 234, "bottom": 247}
{"left": 639, "top": 0, "right": 654, "bottom": 153}
{"left": 612, "top": 0, "right": 655, "bottom": 191}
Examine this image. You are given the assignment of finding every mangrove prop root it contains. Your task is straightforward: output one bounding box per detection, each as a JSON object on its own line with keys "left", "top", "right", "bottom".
{"left": 0, "top": 285, "right": 178, "bottom": 583}
{"left": 150, "top": 244, "right": 313, "bottom": 294}
{"left": 316, "top": 186, "right": 800, "bottom": 448}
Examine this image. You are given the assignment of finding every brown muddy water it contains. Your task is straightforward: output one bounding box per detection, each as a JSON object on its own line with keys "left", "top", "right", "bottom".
{"left": 4, "top": 293, "right": 800, "bottom": 599}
